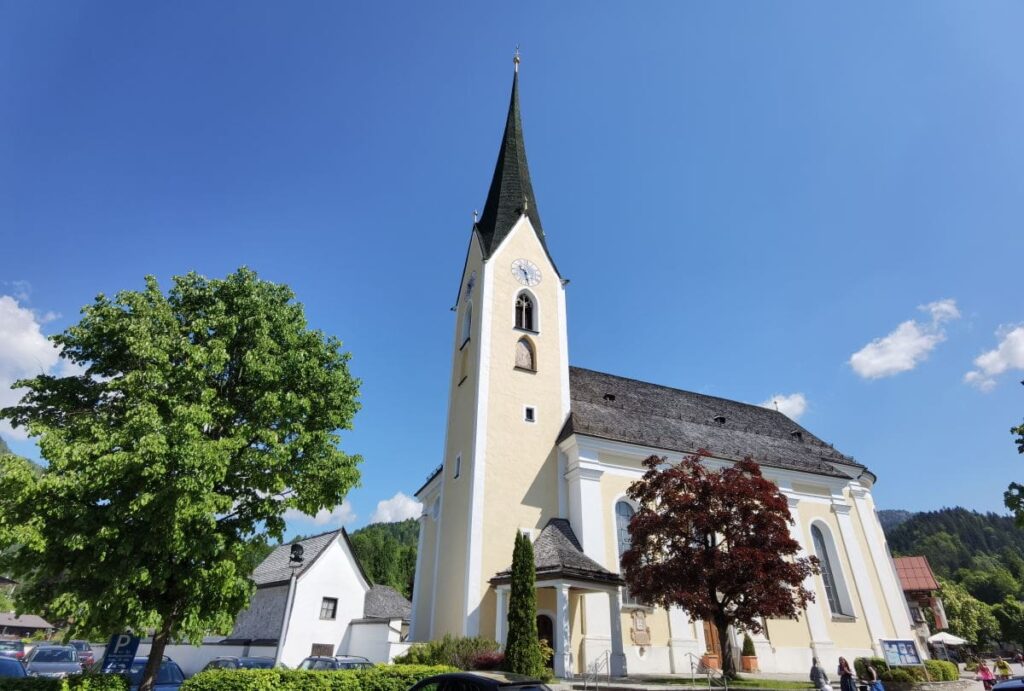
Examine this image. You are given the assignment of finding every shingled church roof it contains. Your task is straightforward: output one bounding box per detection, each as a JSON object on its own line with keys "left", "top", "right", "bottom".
{"left": 492, "top": 518, "right": 623, "bottom": 586}
{"left": 474, "top": 65, "right": 559, "bottom": 275}
{"left": 560, "top": 367, "right": 869, "bottom": 480}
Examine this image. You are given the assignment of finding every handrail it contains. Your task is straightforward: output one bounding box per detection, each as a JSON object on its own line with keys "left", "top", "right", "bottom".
{"left": 581, "top": 650, "right": 611, "bottom": 691}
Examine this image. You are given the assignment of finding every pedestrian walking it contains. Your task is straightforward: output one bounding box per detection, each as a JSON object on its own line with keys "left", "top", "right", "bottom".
{"left": 977, "top": 660, "right": 996, "bottom": 691}
{"left": 838, "top": 657, "right": 857, "bottom": 691}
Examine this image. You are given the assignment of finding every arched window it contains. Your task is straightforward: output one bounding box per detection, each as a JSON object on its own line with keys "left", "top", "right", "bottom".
{"left": 515, "top": 337, "right": 535, "bottom": 371}
{"left": 461, "top": 302, "right": 472, "bottom": 344}
{"left": 515, "top": 293, "right": 535, "bottom": 331}
{"left": 615, "top": 501, "right": 635, "bottom": 559}
{"left": 811, "top": 524, "right": 851, "bottom": 616}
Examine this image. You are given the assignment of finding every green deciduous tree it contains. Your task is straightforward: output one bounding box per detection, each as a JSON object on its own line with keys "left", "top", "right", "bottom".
{"left": 938, "top": 578, "right": 999, "bottom": 645}
{"left": 993, "top": 597, "right": 1024, "bottom": 646}
{"left": 1005, "top": 381, "right": 1024, "bottom": 523}
{"left": 0, "top": 269, "right": 361, "bottom": 691}
{"left": 504, "top": 531, "right": 544, "bottom": 677}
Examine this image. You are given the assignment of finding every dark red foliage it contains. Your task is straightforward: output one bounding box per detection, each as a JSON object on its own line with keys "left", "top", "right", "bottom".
{"left": 470, "top": 651, "right": 506, "bottom": 670}
{"left": 620, "top": 452, "right": 820, "bottom": 677}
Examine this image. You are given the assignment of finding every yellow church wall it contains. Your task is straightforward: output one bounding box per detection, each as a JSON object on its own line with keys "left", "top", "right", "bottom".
{"left": 430, "top": 237, "right": 485, "bottom": 637}
{"left": 476, "top": 219, "right": 566, "bottom": 628}
{"left": 797, "top": 501, "right": 873, "bottom": 650}
{"left": 764, "top": 614, "right": 811, "bottom": 649}
{"left": 847, "top": 489, "right": 900, "bottom": 638}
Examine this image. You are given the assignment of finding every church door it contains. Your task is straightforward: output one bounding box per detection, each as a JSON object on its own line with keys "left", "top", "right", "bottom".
{"left": 703, "top": 620, "right": 722, "bottom": 658}
{"left": 537, "top": 615, "right": 554, "bottom": 668}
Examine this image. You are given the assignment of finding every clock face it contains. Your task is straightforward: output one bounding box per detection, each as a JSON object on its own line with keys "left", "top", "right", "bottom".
{"left": 511, "top": 258, "right": 541, "bottom": 286}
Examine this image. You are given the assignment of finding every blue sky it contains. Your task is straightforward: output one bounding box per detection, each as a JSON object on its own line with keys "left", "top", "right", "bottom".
{"left": 2, "top": 2, "right": 1023, "bottom": 537}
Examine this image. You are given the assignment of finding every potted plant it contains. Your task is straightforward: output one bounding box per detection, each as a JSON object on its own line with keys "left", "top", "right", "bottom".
{"left": 741, "top": 633, "right": 758, "bottom": 672}
{"left": 702, "top": 652, "right": 721, "bottom": 670}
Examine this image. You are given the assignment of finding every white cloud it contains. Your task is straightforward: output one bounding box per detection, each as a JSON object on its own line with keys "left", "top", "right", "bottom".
{"left": 285, "top": 499, "right": 357, "bottom": 527}
{"left": 849, "top": 298, "right": 960, "bottom": 379}
{"left": 964, "top": 325, "right": 1024, "bottom": 392}
{"left": 0, "top": 295, "right": 62, "bottom": 439}
{"left": 760, "top": 393, "right": 808, "bottom": 420}
{"left": 370, "top": 492, "right": 423, "bottom": 523}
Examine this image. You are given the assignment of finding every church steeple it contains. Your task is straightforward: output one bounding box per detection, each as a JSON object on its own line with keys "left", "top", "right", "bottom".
{"left": 475, "top": 60, "right": 550, "bottom": 261}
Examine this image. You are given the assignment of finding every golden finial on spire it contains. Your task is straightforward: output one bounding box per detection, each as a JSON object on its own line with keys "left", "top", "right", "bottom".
{"left": 513, "top": 45, "right": 521, "bottom": 73}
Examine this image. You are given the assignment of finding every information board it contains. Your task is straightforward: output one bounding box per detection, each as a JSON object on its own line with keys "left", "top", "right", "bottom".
{"left": 880, "top": 639, "right": 922, "bottom": 667}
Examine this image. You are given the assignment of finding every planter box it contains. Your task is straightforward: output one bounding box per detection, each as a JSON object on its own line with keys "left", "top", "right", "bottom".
{"left": 702, "top": 654, "right": 720, "bottom": 670}
{"left": 741, "top": 655, "right": 759, "bottom": 672}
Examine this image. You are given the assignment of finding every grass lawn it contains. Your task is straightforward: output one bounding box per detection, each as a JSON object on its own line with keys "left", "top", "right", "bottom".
{"left": 641, "top": 678, "right": 813, "bottom": 689}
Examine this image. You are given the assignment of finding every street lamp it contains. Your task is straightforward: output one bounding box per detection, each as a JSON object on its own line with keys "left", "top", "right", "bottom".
{"left": 273, "top": 543, "right": 305, "bottom": 667}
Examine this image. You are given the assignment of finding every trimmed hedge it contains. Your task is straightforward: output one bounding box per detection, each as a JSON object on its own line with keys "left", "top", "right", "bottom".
{"left": 394, "top": 635, "right": 499, "bottom": 670}
{"left": 0, "top": 676, "right": 127, "bottom": 691}
{"left": 924, "top": 659, "right": 959, "bottom": 681}
{"left": 181, "top": 664, "right": 457, "bottom": 691}
{"left": 855, "top": 657, "right": 890, "bottom": 679}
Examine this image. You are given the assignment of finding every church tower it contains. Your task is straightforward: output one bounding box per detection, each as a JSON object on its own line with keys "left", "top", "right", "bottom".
{"left": 411, "top": 59, "right": 570, "bottom": 639}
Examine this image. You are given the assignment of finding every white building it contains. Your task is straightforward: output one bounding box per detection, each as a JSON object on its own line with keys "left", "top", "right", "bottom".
{"left": 229, "top": 529, "right": 411, "bottom": 667}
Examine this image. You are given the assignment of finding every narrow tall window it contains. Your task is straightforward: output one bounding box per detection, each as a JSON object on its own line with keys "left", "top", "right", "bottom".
{"left": 616, "top": 501, "right": 639, "bottom": 606}
{"left": 461, "top": 302, "right": 472, "bottom": 345}
{"left": 453, "top": 454, "right": 461, "bottom": 479}
{"left": 811, "top": 524, "right": 845, "bottom": 615}
{"left": 515, "top": 337, "right": 535, "bottom": 371}
{"left": 515, "top": 293, "right": 535, "bottom": 331}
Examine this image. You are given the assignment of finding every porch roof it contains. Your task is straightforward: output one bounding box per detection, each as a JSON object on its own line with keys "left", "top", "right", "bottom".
{"left": 490, "top": 518, "right": 624, "bottom": 587}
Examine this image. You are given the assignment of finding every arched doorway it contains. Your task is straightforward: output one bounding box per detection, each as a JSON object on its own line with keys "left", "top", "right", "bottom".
{"left": 536, "top": 614, "right": 554, "bottom": 668}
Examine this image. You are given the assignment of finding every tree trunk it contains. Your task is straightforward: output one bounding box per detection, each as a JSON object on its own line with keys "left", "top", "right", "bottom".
{"left": 714, "top": 615, "right": 737, "bottom": 679}
{"left": 139, "top": 617, "right": 174, "bottom": 691}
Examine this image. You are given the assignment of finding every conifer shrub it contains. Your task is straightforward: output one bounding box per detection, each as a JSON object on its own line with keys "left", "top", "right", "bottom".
{"left": 503, "top": 531, "right": 545, "bottom": 677}
{"left": 741, "top": 633, "right": 756, "bottom": 657}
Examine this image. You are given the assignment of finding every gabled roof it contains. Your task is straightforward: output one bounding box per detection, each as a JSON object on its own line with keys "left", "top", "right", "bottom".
{"left": 474, "top": 67, "right": 558, "bottom": 274}
{"left": 0, "top": 612, "right": 52, "bottom": 629}
{"left": 252, "top": 529, "right": 369, "bottom": 587}
{"left": 893, "top": 556, "right": 939, "bottom": 593}
{"left": 363, "top": 584, "right": 412, "bottom": 620}
{"left": 492, "top": 519, "right": 622, "bottom": 586}
{"left": 560, "top": 367, "right": 866, "bottom": 480}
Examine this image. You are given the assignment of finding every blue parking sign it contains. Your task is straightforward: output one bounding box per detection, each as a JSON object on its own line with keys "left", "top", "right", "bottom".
{"left": 102, "top": 633, "right": 140, "bottom": 673}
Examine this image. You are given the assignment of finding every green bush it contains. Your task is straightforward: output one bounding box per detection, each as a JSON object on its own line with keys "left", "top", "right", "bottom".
{"left": 924, "top": 659, "right": 959, "bottom": 681}
{"left": 965, "top": 662, "right": 979, "bottom": 672}
{"left": 181, "top": 664, "right": 456, "bottom": 691}
{"left": 741, "top": 634, "right": 756, "bottom": 657}
{"left": 881, "top": 669, "right": 918, "bottom": 684}
{"left": 393, "top": 634, "right": 500, "bottom": 669}
{"left": 0, "top": 676, "right": 128, "bottom": 691}
{"left": 854, "top": 657, "right": 890, "bottom": 680}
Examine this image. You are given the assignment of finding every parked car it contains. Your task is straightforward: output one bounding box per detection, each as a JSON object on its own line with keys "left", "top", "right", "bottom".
{"left": 201, "top": 656, "right": 276, "bottom": 671}
{"left": 0, "top": 656, "right": 27, "bottom": 678}
{"left": 406, "top": 672, "right": 552, "bottom": 691}
{"left": 995, "top": 682, "right": 1024, "bottom": 691}
{"left": 122, "top": 656, "right": 186, "bottom": 691}
{"left": 297, "top": 655, "right": 373, "bottom": 671}
{"left": 69, "top": 640, "right": 95, "bottom": 666}
{"left": 0, "top": 640, "right": 25, "bottom": 660}
{"left": 22, "top": 645, "right": 82, "bottom": 678}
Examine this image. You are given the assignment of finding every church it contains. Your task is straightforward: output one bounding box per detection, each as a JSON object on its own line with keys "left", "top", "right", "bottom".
{"left": 410, "top": 59, "right": 919, "bottom": 678}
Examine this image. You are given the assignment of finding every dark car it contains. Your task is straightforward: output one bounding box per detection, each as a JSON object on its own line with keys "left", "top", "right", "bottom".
{"left": 297, "top": 655, "right": 373, "bottom": 671}
{"left": 122, "top": 656, "right": 186, "bottom": 691}
{"left": 23, "top": 645, "right": 82, "bottom": 678}
{"left": 0, "top": 657, "right": 27, "bottom": 678}
{"left": 994, "top": 681, "right": 1024, "bottom": 691}
{"left": 407, "top": 672, "right": 551, "bottom": 691}
{"left": 69, "top": 640, "right": 95, "bottom": 666}
{"left": 0, "top": 640, "right": 24, "bottom": 660}
{"left": 201, "top": 656, "right": 276, "bottom": 671}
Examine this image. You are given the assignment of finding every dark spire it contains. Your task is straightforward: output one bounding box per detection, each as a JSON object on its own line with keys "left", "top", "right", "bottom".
{"left": 475, "top": 60, "right": 550, "bottom": 260}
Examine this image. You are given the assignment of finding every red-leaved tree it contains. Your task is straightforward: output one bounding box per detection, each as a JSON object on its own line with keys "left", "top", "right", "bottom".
{"left": 620, "top": 452, "right": 819, "bottom": 678}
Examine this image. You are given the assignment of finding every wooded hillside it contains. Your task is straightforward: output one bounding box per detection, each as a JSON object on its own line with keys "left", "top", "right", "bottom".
{"left": 349, "top": 519, "right": 419, "bottom": 598}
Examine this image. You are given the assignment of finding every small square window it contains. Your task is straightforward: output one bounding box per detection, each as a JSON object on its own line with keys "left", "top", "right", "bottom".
{"left": 524, "top": 406, "right": 536, "bottom": 423}
{"left": 320, "top": 597, "right": 338, "bottom": 620}
{"left": 454, "top": 454, "right": 462, "bottom": 479}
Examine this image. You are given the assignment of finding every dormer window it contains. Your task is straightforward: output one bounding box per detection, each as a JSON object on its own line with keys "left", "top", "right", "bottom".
{"left": 791, "top": 430, "right": 804, "bottom": 442}
{"left": 515, "top": 292, "right": 536, "bottom": 331}
{"left": 461, "top": 301, "right": 472, "bottom": 346}
{"left": 713, "top": 415, "right": 726, "bottom": 425}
